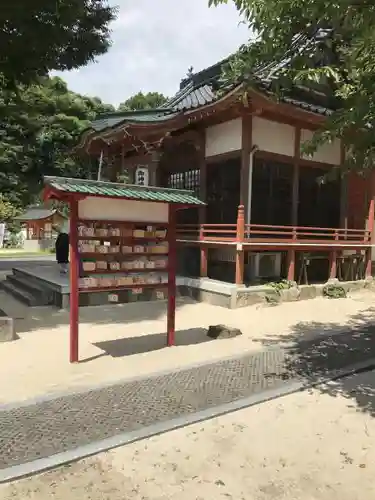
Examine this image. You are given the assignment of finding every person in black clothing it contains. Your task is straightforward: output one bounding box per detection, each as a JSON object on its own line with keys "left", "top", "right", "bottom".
{"left": 55, "top": 222, "right": 69, "bottom": 274}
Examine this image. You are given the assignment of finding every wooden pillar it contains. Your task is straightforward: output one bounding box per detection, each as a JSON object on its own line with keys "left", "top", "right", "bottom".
{"left": 339, "top": 145, "right": 348, "bottom": 232}
{"left": 286, "top": 127, "right": 300, "bottom": 283}
{"left": 241, "top": 113, "right": 252, "bottom": 216}
{"left": 337, "top": 145, "right": 347, "bottom": 268}
{"left": 69, "top": 198, "right": 79, "bottom": 363}
{"left": 148, "top": 149, "right": 161, "bottom": 187}
{"left": 199, "top": 226, "right": 208, "bottom": 278}
{"left": 167, "top": 205, "right": 177, "bottom": 346}
{"left": 198, "top": 130, "right": 208, "bottom": 277}
{"left": 235, "top": 205, "right": 245, "bottom": 285}
{"left": 340, "top": 176, "right": 348, "bottom": 243}
{"left": 240, "top": 114, "right": 252, "bottom": 279}
{"left": 329, "top": 250, "right": 338, "bottom": 279}
{"left": 366, "top": 171, "right": 375, "bottom": 235}
{"left": 365, "top": 171, "right": 375, "bottom": 277}
{"left": 286, "top": 249, "right": 295, "bottom": 281}
{"left": 292, "top": 128, "right": 301, "bottom": 226}
{"left": 121, "top": 143, "right": 126, "bottom": 182}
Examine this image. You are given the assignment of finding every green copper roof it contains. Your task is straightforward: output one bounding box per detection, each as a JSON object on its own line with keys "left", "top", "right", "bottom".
{"left": 44, "top": 176, "right": 205, "bottom": 206}
{"left": 14, "top": 207, "right": 58, "bottom": 221}
{"left": 83, "top": 57, "right": 335, "bottom": 143}
{"left": 91, "top": 108, "right": 178, "bottom": 132}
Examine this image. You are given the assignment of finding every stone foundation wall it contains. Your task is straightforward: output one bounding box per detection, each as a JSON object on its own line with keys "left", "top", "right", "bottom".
{"left": 0, "top": 309, "right": 15, "bottom": 342}
{"left": 23, "top": 239, "right": 54, "bottom": 252}
{"left": 178, "top": 277, "right": 375, "bottom": 309}
{"left": 233, "top": 278, "right": 375, "bottom": 309}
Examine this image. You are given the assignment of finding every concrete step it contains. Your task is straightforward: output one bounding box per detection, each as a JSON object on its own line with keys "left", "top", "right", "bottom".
{"left": 11, "top": 267, "right": 65, "bottom": 308}
{"left": 12, "top": 267, "right": 60, "bottom": 291}
{"left": 5, "top": 275, "right": 54, "bottom": 306}
{"left": 0, "top": 280, "right": 40, "bottom": 307}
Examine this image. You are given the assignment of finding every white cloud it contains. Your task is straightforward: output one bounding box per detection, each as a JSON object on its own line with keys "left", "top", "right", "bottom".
{"left": 53, "top": 0, "right": 250, "bottom": 106}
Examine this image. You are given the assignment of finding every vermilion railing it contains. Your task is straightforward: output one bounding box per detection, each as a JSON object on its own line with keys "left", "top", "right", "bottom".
{"left": 243, "top": 224, "right": 369, "bottom": 243}
{"left": 177, "top": 224, "right": 237, "bottom": 241}
{"left": 176, "top": 223, "right": 369, "bottom": 244}
{"left": 177, "top": 205, "right": 373, "bottom": 285}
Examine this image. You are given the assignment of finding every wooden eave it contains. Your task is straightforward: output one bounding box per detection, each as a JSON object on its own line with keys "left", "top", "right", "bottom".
{"left": 78, "top": 84, "right": 330, "bottom": 157}
{"left": 248, "top": 87, "right": 327, "bottom": 127}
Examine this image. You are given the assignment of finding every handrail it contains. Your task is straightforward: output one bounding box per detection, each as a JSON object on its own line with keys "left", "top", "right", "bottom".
{"left": 245, "top": 223, "right": 365, "bottom": 234}
{"left": 176, "top": 222, "right": 369, "bottom": 244}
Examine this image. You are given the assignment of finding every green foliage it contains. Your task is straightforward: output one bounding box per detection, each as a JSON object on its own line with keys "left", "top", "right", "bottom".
{"left": 116, "top": 171, "right": 130, "bottom": 184}
{"left": 267, "top": 279, "right": 295, "bottom": 294}
{"left": 118, "top": 92, "right": 168, "bottom": 111}
{"left": 265, "top": 279, "right": 296, "bottom": 305}
{"left": 0, "top": 1, "right": 117, "bottom": 86}
{"left": 0, "top": 195, "right": 18, "bottom": 222}
{"left": 4, "top": 232, "right": 23, "bottom": 249}
{"left": 0, "top": 76, "right": 114, "bottom": 209}
{"left": 209, "top": 0, "right": 375, "bottom": 173}
{"left": 323, "top": 284, "right": 347, "bottom": 299}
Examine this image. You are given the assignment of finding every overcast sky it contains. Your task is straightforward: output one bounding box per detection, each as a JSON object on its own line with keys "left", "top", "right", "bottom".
{"left": 54, "top": 0, "right": 250, "bottom": 107}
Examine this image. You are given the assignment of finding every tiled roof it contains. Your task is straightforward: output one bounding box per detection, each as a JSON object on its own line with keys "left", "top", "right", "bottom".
{"left": 281, "top": 96, "right": 333, "bottom": 116}
{"left": 257, "top": 78, "right": 335, "bottom": 117}
{"left": 89, "top": 60, "right": 227, "bottom": 132}
{"left": 161, "top": 58, "right": 230, "bottom": 112}
{"left": 44, "top": 176, "right": 205, "bottom": 206}
{"left": 14, "top": 207, "right": 62, "bottom": 221}
{"left": 162, "top": 82, "right": 216, "bottom": 111}
{"left": 91, "top": 109, "right": 179, "bottom": 132}
{"left": 88, "top": 57, "right": 335, "bottom": 135}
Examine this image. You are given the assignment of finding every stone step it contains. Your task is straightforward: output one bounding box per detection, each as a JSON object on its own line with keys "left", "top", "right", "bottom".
{"left": 0, "top": 280, "right": 40, "bottom": 307}
{"left": 5, "top": 275, "right": 54, "bottom": 306}
{"left": 7, "top": 274, "right": 51, "bottom": 297}
{"left": 12, "top": 267, "right": 61, "bottom": 291}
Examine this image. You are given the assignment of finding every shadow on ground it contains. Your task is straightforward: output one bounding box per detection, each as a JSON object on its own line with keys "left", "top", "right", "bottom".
{"left": 256, "top": 306, "right": 375, "bottom": 418}
{"left": 91, "top": 327, "right": 211, "bottom": 360}
{"left": 11, "top": 298, "right": 195, "bottom": 334}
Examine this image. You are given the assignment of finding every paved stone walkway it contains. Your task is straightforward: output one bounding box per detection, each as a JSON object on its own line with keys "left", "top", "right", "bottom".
{"left": 1, "top": 327, "right": 375, "bottom": 470}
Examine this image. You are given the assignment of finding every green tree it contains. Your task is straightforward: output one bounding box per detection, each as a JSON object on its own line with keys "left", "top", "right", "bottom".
{"left": 0, "top": 0, "right": 117, "bottom": 87}
{"left": 118, "top": 91, "right": 168, "bottom": 111}
{"left": 0, "top": 195, "right": 18, "bottom": 223}
{"left": 0, "top": 76, "right": 114, "bottom": 208}
{"left": 209, "top": 0, "right": 375, "bottom": 172}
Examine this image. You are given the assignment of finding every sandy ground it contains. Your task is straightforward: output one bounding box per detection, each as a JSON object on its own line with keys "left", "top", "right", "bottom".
{"left": 1, "top": 288, "right": 375, "bottom": 404}
{"left": 1, "top": 368, "right": 375, "bottom": 500}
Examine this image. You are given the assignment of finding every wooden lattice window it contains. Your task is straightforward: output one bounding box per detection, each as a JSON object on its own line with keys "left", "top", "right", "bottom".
{"left": 168, "top": 169, "right": 200, "bottom": 194}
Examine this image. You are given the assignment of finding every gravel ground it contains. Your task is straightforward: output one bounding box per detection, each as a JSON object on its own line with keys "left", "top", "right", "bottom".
{"left": 1, "top": 368, "right": 375, "bottom": 500}
{"left": 1, "top": 288, "right": 375, "bottom": 404}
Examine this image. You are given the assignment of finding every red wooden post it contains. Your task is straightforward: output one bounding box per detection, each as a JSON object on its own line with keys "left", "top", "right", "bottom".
{"left": 198, "top": 130, "right": 207, "bottom": 279}
{"left": 167, "top": 205, "right": 177, "bottom": 346}
{"left": 365, "top": 247, "right": 374, "bottom": 278}
{"left": 69, "top": 198, "right": 79, "bottom": 363}
{"left": 365, "top": 171, "right": 375, "bottom": 277}
{"left": 199, "top": 226, "right": 208, "bottom": 277}
{"left": 235, "top": 205, "right": 245, "bottom": 285}
{"left": 288, "top": 128, "right": 300, "bottom": 283}
{"left": 286, "top": 249, "right": 295, "bottom": 281}
{"left": 367, "top": 189, "right": 375, "bottom": 237}
{"left": 329, "top": 231, "right": 338, "bottom": 279}
{"left": 329, "top": 251, "right": 337, "bottom": 279}
{"left": 291, "top": 128, "right": 300, "bottom": 226}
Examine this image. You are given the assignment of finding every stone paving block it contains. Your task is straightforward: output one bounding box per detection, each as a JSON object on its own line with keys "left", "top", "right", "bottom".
{"left": 1, "top": 326, "right": 375, "bottom": 470}
{"left": 0, "top": 315, "right": 15, "bottom": 342}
